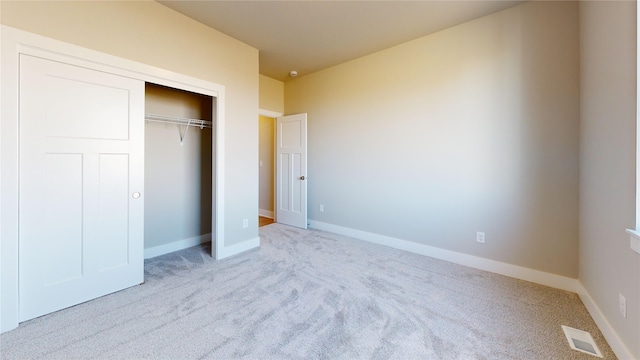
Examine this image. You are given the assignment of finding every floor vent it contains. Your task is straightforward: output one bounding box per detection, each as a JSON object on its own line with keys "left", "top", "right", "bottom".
{"left": 562, "top": 325, "right": 603, "bottom": 358}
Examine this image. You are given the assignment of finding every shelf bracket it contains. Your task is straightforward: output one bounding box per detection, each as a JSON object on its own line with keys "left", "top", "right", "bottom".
{"left": 178, "top": 118, "right": 193, "bottom": 145}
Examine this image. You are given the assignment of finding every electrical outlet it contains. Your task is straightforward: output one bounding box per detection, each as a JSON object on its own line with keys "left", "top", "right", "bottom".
{"left": 619, "top": 293, "right": 627, "bottom": 318}
{"left": 476, "top": 231, "right": 485, "bottom": 243}
{"left": 319, "top": 204, "right": 324, "bottom": 212}
{"left": 242, "top": 218, "right": 248, "bottom": 229}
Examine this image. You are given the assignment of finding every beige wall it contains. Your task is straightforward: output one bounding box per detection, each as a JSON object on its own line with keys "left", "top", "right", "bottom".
{"left": 579, "top": 2, "right": 639, "bottom": 358}
{"left": 145, "top": 84, "right": 213, "bottom": 250}
{"left": 285, "top": 1, "right": 580, "bottom": 277}
{"left": 1, "top": 0, "right": 260, "bottom": 246}
{"left": 259, "top": 116, "right": 275, "bottom": 216}
{"left": 259, "top": 74, "right": 284, "bottom": 114}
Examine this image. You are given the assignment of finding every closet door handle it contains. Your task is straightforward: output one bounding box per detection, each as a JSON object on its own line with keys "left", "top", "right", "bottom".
{"left": 132, "top": 192, "right": 141, "bottom": 199}
{"left": 299, "top": 176, "right": 306, "bottom": 180}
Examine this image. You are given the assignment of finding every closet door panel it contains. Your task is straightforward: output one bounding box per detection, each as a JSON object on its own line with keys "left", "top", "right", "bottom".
{"left": 43, "top": 153, "right": 84, "bottom": 285}
{"left": 95, "top": 154, "right": 131, "bottom": 271}
{"left": 19, "top": 54, "right": 144, "bottom": 322}
{"left": 44, "top": 73, "right": 130, "bottom": 140}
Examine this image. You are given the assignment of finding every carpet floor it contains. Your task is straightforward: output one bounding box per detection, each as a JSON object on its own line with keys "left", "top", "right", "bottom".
{"left": 1, "top": 223, "right": 615, "bottom": 359}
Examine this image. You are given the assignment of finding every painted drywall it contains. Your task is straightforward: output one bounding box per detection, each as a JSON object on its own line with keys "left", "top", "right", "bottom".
{"left": 259, "top": 116, "right": 275, "bottom": 217}
{"left": 285, "top": 1, "right": 580, "bottom": 277}
{"left": 145, "top": 84, "right": 213, "bottom": 250}
{"left": 259, "top": 74, "right": 284, "bottom": 114}
{"left": 0, "top": 0, "right": 259, "bottom": 246}
{"left": 579, "top": 1, "right": 640, "bottom": 358}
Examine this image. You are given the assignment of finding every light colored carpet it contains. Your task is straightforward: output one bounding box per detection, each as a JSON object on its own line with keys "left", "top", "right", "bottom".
{"left": 1, "top": 223, "right": 615, "bottom": 359}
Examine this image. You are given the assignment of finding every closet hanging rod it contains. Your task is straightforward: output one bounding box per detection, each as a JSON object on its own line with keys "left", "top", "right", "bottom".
{"left": 144, "top": 113, "right": 213, "bottom": 129}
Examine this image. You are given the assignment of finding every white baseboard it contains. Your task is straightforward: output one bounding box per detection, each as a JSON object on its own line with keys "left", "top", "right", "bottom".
{"left": 145, "top": 234, "right": 261, "bottom": 261}
{"left": 308, "top": 220, "right": 578, "bottom": 292}
{"left": 144, "top": 233, "right": 211, "bottom": 259}
{"left": 576, "top": 283, "right": 635, "bottom": 360}
{"left": 218, "top": 236, "right": 261, "bottom": 259}
{"left": 259, "top": 209, "right": 274, "bottom": 219}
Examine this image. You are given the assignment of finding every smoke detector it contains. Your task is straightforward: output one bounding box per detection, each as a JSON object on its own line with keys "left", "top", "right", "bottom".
{"left": 289, "top": 70, "right": 298, "bottom": 77}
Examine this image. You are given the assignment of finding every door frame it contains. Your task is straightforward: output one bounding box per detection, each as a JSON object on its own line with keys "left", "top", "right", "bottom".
{"left": 258, "top": 109, "right": 283, "bottom": 222}
{"left": 1, "top": 25, "right": 226, "bottom": 332}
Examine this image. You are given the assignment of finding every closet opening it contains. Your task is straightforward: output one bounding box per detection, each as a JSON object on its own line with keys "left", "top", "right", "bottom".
{"left": 144, "top": 83, "right": 215, "bottom": 258}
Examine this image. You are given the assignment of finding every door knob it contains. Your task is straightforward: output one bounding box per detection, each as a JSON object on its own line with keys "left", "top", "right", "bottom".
{"left": 299, "top": 176, "right": 306, "bottom": 180}
{"left": 132, "top": 192, "right": 141, "bottom": 199}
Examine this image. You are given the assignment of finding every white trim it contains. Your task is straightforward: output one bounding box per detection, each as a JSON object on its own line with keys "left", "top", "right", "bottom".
{"left": 308, "top": 220, "right": 578, "bottom": 292}
{"left": 257, "top": 109, "right": 280, "bottom": 226}
{"left": 636, "top": 0, "right": 640, "bottom": 232}
{"left": 144, "top": 234, "right": 212, "bottom": 259}
{"left": 1, "top": 25, "right": 227, "bottom": 332}
{"left": 218, "top": 237, "right": 261, "bottom": 259}
{"left": 625, "top": 229, "right": 640, "bottom": 254}
{"left": 259, "top": 109, "right": 283, "bottom": 118}
{"left": 259, "top": 209, "right": 274, "bottom": 218}
{"left": 576, "top": 283, "right": 635, "bottom": 360}
{"left": 214, "top": 89, "right": 226, "bottom": 261}
{"left": 1, "top": 26, "right": 21, "bottom": 333}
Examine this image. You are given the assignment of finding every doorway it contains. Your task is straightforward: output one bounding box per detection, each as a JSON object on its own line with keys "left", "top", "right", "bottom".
{"left": 144, "top": 83, "right": 214, "bottom": 256}
{"left": 258, "top": 115, "right": 275, "bottom": 226}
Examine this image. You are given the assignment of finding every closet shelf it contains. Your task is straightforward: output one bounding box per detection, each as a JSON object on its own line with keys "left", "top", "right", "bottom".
{"left": 144, "top": 113, "right": 213, "bottom": 129}
{"left": 145, "top": 113, "right": 212, "bottom": 145}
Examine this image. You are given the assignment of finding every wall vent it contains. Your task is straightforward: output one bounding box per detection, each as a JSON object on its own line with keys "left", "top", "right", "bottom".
{"left": 562, "top": 325, "right": 603, "bottom": 358}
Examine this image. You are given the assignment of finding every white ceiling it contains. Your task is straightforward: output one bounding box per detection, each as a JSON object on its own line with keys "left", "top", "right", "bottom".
{"left": 159, "top": 1, "right": 525, "bottom": 82}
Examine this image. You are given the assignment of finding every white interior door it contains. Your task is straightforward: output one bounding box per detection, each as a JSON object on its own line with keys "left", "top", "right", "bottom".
{"left": 19, "top": 55, "right": 145, "bottom": 321}
{"left": 276, "top": 113, "right": 307, "bottom": 229}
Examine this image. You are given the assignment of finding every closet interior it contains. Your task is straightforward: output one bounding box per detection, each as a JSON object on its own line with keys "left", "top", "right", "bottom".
{"left": 144, "top": 83, "right": 215, "bottom": 257}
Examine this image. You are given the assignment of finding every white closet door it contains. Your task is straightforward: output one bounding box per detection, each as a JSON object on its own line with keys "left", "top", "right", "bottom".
{"left": 19, "top": 55, "right": 145, "bottom": 321}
